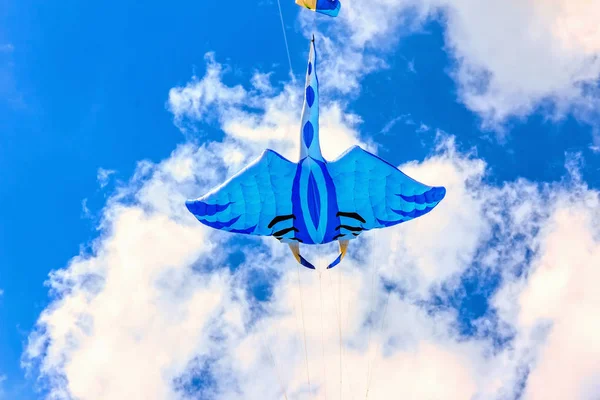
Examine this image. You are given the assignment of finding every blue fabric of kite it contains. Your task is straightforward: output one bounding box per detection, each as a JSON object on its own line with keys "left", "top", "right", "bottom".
{"left": 295, "top": 0, "right": 341, "bottom": 17}
{"left": 186, "top": 37, "right": 446, "bottom": 269}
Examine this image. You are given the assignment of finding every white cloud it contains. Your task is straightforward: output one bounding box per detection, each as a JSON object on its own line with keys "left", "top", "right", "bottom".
{"left": 96, "top": 168, "right": 116, "bottom": 189}
{"left": 168, "top": 52, "right": 369, "bottom": 163}
{"left": 24, "top": 27, "right": 600, "bottom": 400}
{"left": 417, "top": 123, "right": 430, "bottom": 133}
{"left": 521, "top": 206, "right": 600, "bottom": 399}
{"left": 437, "top": 0, "right": 600, "bottom": 128}
{"left": 168, "top": 53, "right": 247, "bottom": 133}
{"left": 25, "top": 146, "right": 232, "bottom": 400}
{"left": 316, "top": 0, "right": 600, "bottom": 130}
{"left": 250, "top": 71, "right": 273, "bottom": 93}
{"left": 380, "top": 115, "right": 405, "bottom": 134}
{"left": 380, "top": 114, "right": 433, "bottom": 136}
{"left": 81, "top": 199, "right": 91, "bottom": 220}
{"left": 491, "top": 177, "right": 600, "bottom": 400}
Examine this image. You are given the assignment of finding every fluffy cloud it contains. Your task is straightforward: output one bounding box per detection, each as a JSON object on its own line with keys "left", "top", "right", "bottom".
{"left": 318, "top": 0, "right": 600, "bottom": 131}
{"left": 438, "top": 0, "right": 600, "bottom": 127}
{"left": 168, "top": 54, "right": 369, "bottom": 163}
{"left": 24, "top": 49, "right": 600, "bottom": 400}
{"left": 96, "top": 168, "right": 116, "bottom": 189}
{"left": 493, "top": 174, "right": 600, "bottom": 400}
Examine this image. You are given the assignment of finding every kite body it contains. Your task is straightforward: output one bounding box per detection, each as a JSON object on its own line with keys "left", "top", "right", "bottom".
{"left": 295, "top": 0, "right": 341, "bottom": 17}
{"left": 186, "top": 38, "right": 446, "bottom": 269}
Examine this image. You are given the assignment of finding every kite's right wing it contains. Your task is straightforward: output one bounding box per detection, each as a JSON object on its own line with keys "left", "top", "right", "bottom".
{"left": 328, "top": 146, "right": 446, "bottom": 232}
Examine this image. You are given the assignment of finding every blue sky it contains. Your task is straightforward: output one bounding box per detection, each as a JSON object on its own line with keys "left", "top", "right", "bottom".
{"left": 1, "top": 0, "right": 600, "bottom": 399}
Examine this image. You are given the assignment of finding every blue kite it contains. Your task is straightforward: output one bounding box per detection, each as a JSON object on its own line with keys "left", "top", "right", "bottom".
{"left": 186, "top": 37, "right": 446, "bottom": 270}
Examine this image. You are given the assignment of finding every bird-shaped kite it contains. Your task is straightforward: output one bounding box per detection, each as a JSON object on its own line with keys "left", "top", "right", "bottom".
{"left": 186, "top": 37, "right": 446, "bottom": 269}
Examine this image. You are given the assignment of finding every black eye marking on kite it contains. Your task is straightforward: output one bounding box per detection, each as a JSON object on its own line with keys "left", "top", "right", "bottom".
{"left": 274, "top": 226, "right": 300, "bottom": 238}
{"left": 268, "top": 214, "right": 296, "bottom": 228}
{"left": 336, "top": 212, "right": 366, "bottom": 224}
{"left": 335, "top": 225, "right": 363, "bottom": 232}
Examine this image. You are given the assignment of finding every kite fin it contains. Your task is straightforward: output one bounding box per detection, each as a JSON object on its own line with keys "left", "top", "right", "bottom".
{"left": 288, "top": 242, "right": 316, "bottom": 270}
{"left": 327, "top": 239, "right": 348, "bottom": 269}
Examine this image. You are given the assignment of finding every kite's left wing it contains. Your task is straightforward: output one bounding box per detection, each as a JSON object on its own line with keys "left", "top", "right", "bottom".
{"left": 328, "top": 146, "right": 446, "bottom": 234}
{"left": 186, "top": 149, "right": 297, "bottom": 237}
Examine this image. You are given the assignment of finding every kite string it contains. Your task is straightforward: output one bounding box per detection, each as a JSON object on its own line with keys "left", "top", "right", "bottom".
{"left": 319, "top": 270, "right": 328, "bottom": 400}
{"left": 259, "top": 323, "right": 290, "bottom": 400}
{"left": 257, "top": 258, "right": 296, "bottom": 400}
{"left": 296, "top": 262, "right": 313, "bottom": 398}
{"left": 343, "top": 281, "right": 357, "bottom": 400}
{"left": 326, "top": 267, "right": 353, "bottom": 400}
{"left": 364, "top": 240, "right": 378, "bottom": 393}
{"left": 341, "top": 269, "right": 358, "bottom": 400}
{"left": 365, "top": 287, "right": 392, "bottom": 399}
{"left": 339, "top": 267, "right": 343, "bottom": 400}
{"left": 276, "top": 0, "right": 296, "bottom": 82}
